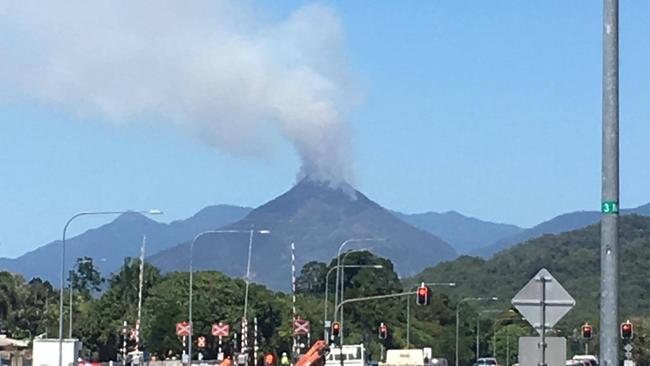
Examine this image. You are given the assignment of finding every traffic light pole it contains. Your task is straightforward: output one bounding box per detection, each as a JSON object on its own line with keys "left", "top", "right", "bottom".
{"left": 323, "top": 264, "right": 383, "bottom": 343}
{"left": 600, "top": 1, "right": 619, "bottom": 366}
{"left": 333, "top": 291, "right": 417, "bottom": 345}
{"left": 333, "top": 292, "right": 416, "bottom": 366}
{"left": 406, "top": 282, "right": 455, "bottom": 346}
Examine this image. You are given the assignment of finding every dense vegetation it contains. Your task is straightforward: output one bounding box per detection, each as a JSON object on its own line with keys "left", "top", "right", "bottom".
{"left": 409, "top": 215, "right": 650, "bottom": 363}
{"left": 0, "top": 251, "right": 465, "bottom": 363}
{"left": 4, "top": 216, "right": 650, "bottom": 363}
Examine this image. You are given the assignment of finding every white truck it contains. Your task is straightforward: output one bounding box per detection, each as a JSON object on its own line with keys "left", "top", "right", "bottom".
{"left": 380, "top": 349, "right": 425, "bottom": 366}
{"left": 326, "top": 344, "right": 367, "bottom": 366}
{"left": 32, "top": 338, "right": 82, "bottom": 366}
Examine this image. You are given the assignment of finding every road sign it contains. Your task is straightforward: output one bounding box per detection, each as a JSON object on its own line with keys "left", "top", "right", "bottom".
{"left": 625, "top": 352, "right": 632, "bottom": 359}
{"left": 176, "top": 321, "right": 192, "bottom": 337}
{"left": 511, "top": 268, "right": 575, "bottom": 334}
{"left": 602, "top": 201, "right": 619, "bottom": 214}
{"left": 624, "top": 344, "right": 633, "bottom": 352}
{"left": 293, "top": 319, "right": 310, "bottom": 335}
{"left": 212, "top": 323, "right": 230, "bottom": 337}
{"left": 519, "top": 337, "right": 566, "bottom": 366}
{"left": 197, "top": 336, "right": 206, "bottom": 348}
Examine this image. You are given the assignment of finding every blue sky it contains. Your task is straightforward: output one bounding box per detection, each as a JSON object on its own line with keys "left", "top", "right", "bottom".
{"left": 1, "top": 1, "right": 649, "bottom": 258}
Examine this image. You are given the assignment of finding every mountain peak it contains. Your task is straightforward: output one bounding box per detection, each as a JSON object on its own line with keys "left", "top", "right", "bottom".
{"left": 291, "top": 177, "right": 360, "bottom": 199}
{"left": 243, "top": 178, "right": 370, "bottom": 220}
{"left": 151, "top": 179, "right": 457, "bottom": 290}
{"left": 111, "top": 211, "right": 158, "bottom": 225}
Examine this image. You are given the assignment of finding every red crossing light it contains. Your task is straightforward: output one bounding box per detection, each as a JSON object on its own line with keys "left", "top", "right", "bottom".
{"left": 416, "top": 283, "right": 431, "bottom": 306}
{"left": 331, "top": 321, "right": 341, "bottom": 337}
{"left": 581, "top": 323, "right": 593, "bottom": 339}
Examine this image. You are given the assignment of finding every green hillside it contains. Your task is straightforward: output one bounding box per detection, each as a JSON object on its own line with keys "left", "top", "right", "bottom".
{"left": 409, "top": 214, "right": 650, "bottom": 344}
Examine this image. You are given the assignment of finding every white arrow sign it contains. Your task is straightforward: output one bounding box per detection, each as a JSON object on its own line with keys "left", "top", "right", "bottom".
{"left": 511, "top": 268, "right": 575, "bottom": 334}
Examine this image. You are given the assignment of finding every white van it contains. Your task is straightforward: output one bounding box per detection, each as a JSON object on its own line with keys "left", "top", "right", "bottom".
{"left": 380, "top": 349, "right": 425, "bottom": 366}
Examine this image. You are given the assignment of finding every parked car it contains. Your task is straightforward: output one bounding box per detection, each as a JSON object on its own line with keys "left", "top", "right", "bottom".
{"left": 572, "top": 355, "right": 598, "bottom": 366}
{"left": 476, "top": 358, "right": 500, "bottom": 366}
{"left": 429, "top": 358, "right": 448, "bottom": 366}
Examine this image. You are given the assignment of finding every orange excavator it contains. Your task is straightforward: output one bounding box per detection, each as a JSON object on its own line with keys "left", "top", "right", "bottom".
{"left": 294, "top": 340, "right": 330, "bottom": 366}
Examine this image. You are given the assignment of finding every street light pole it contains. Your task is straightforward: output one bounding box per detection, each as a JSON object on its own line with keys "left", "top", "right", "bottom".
{"left": 68, "top": 270, "right": 73, "bottom": 339}
{"left": 187, "top": 229, "right": 269, "bottom": 361}
{"left": 339, "top": 248, "right": 374, "bottom": 345}
{"left": 58, "top": 209, "right": 162, "bottom": 366}
{"left": 491, "top": 311, "right": 518, "bottom": 365}
{"left": 455, "top": 297, "right": 498, "bottom": 366}
{"left": 406, "top": 282, "right": 456, "bottom": 346}
{"left": 333, "top": 239, "right": 377, "bottom": 323}
{"left": 243, "top": 229, "right": 256, "bottom": 320}
{"left": 475, "top": 309, "right": 501, "bottom": 361}
{"left": 323, "top": 264, "right": 383, "bottom": 341}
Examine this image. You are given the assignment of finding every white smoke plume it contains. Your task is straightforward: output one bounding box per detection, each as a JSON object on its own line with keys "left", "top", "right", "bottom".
{"left": 0, "top": 1, "right": 356, "bottom": 184}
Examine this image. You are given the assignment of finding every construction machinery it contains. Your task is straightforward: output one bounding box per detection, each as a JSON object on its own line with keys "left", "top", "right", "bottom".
{"left": 296, "top": 340, "right": 331, "bottom": 366}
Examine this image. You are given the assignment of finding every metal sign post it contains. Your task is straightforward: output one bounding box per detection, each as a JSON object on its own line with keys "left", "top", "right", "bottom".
{"left": 182, "top": 336, "right": 187, "bottom": 362}
{"left": 512, "top": 269, "right": 575, "bottom": 366}
{"left": 121, "top": 321, "right": 129, "bottom": 362}
{"left": 623, "top": 344, "right": 633, "bottom": 361}
{"left": 519, "top": 337, "right": 566, "bottom": 366}
{"left": 254, "top": 317, "right": 259, "bottom": 366}
{"left": 538, "top": 275, "right": 548, "bottom": 366}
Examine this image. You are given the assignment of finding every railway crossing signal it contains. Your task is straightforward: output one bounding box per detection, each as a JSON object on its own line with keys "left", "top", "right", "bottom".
{"left": 197, "top": 336, "right": 206, "bottom": 348}
{"left": 378, "top": 323, "right": 387, "bottom": 339}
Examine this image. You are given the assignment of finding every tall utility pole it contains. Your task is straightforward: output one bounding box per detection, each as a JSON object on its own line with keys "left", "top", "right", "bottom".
{"left": 243, "top": 228, "right": 255, "bottom": 321}
{"left": 136, "top": 236, "right": 146, "bottom": 352}
{"left": 600, "top": 0, "right": 619, "bottom": 365}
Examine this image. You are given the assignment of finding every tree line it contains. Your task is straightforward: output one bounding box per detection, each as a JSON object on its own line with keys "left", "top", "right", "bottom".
{"left": 9, "top": 249, "right": 646, "bottom": 364}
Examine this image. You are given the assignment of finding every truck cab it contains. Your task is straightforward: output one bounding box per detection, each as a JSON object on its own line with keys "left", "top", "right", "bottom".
{"left": 326, "top": 344, "right": 367, "bottom": 366}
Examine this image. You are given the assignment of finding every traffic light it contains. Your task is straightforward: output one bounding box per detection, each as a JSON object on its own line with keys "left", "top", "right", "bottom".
{"left": 620, "top": 320, "right": 633, "bottom": 340}
{"left": 331, "top": 321, "right": 341, "bottom": 337}
{"left": 378, "top": 323, "right": 388, "bottom": 340}
{"left": 581, "top": 323, "right": 593, "bottom": 339}
{"left": 416, "top": 283, "right": 431, "bottom": 306}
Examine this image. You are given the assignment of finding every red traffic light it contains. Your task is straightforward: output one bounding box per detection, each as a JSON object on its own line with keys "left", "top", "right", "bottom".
{"left": 331, "top": 321, "right": 341, "bottom": 336}
{"left": 620, "top": 321, "right": 633, "bottom": 340}
{"left": 416, "top": 283, "right": 431, "bottom": 306}
{"left": 378, "top": 323, "right": 388, "bottom": 339}
{"left": 581, "top": 323, "right": 593, "bottom": 339}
